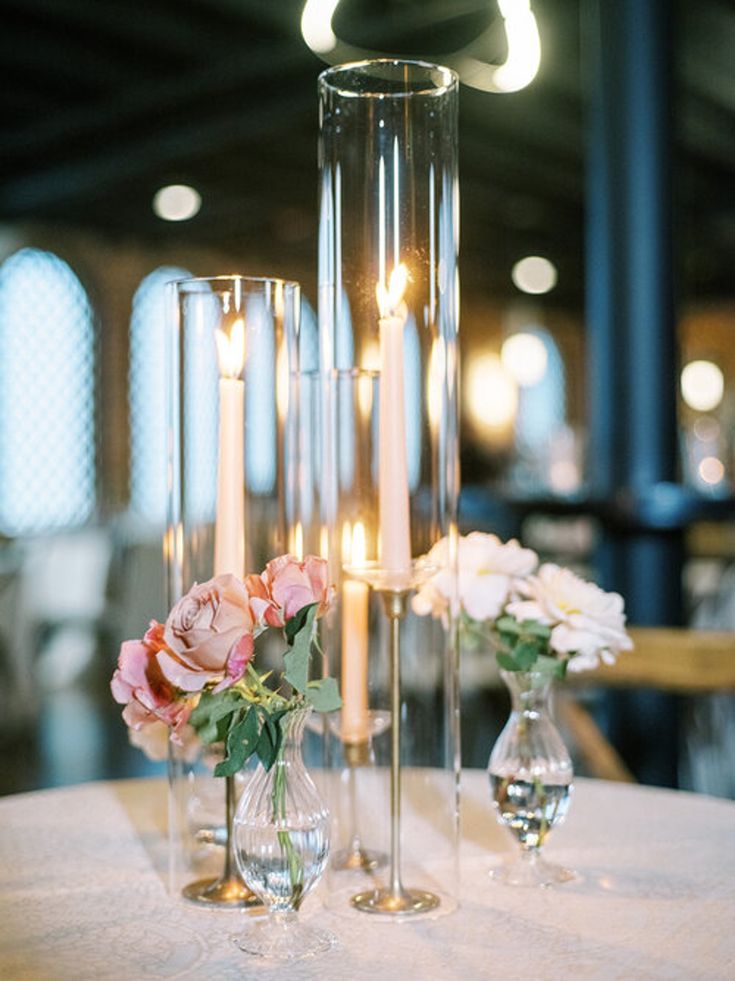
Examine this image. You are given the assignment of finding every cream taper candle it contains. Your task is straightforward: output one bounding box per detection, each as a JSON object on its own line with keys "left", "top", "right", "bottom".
{"left": 377, "top": 265, "right": 411, "bottom": 576}
{"left": 213, "top": 317, "right": 246, "bottom": 577}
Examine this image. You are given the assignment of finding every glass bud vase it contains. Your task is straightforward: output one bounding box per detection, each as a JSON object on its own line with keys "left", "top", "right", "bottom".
{"left": 488, "top": 669, "right": 575, "bottom": 887}
{"left": 232, "top": 708, "right": 335, "bottom": 961}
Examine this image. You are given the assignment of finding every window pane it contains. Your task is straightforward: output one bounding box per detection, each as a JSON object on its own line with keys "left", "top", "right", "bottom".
{"left": 129, "top": 266, "right": 191, "bottom": 524}
{"left": 0, "top": 248, "right": 95, "bottom": 535}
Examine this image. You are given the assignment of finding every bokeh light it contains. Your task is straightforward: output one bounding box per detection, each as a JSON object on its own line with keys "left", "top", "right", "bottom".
{"left": 152, "top": 184, "right": 201, "bottom": 222}
{"left": 511, "top": 256, "right": 557, "bottom": 295}
{"left": 501, "top": 331, "right": 548, "bottom": 386}
{"left": 681, "top": 359, "right": 724, "bottom": 412}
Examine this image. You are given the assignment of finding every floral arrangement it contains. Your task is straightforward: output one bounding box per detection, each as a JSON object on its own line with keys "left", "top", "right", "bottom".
{"left": 413, "top": 532, "right": 632, "bottom": 677}
{"left": 111, "top": 555, "right": 340, "bottom": 774}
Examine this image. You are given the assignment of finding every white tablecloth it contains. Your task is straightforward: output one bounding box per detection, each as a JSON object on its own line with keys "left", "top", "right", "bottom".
{"left": 1, "top": 774, "right": 734, "bottom": 980}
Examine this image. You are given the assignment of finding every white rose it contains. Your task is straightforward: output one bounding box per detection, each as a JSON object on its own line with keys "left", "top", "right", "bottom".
{"left": 412, "top": 532, "right": 538, "bottom": 622}
{"left": 506, "top": 563, "right": 633, "bottom": 670}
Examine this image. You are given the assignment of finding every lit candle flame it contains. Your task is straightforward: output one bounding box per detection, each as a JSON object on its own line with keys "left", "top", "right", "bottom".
{"left": 342, "top": 520, "right": 367, "bottom": 566}
{"left": 215, "top": 317, "right": 246, "bottom": 379}
{"left": 376, "top": 263, "right": 408, "bottom": 319}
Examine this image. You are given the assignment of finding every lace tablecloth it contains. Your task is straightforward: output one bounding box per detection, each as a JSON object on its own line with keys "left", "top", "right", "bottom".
{"left": 1, "top": 773, "right": 734, "bottom": 980}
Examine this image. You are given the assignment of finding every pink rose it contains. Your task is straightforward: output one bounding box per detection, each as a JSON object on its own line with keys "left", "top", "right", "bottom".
{"left": 245, "top": 573, "right": 284, "bottom": 630}
{"left": 161, "top": 574, "right": 255, "bottom": 691}
{"left": 262, "top": 554, "right": 333, "bottom": 624}
{"left": 111, "top": 620, "right": 191, "bottom": 736}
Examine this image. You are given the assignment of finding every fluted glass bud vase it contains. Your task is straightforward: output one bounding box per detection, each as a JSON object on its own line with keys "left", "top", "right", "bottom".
{"left": 233, "top": 708, "right": 335, "bottom": 960}
{"left": 488, "top": 669, "right": 575, "bottom": 887}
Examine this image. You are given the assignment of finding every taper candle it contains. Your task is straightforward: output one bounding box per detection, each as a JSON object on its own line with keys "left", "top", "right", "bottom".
{"left": 377, "top": 265, "right": 411, "bottom": 575}
{"left": 341, "top": 521, "right": 370, "bottom": 743}
{"left": 214, "top": 317, "right": 246, "bottom": 577}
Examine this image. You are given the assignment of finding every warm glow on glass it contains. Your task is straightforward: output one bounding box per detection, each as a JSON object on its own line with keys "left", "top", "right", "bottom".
{"left": 466, "top": 353, "right": 518, "bottom": 429}
{"left": 152, "top": 184, "right": 201, "bottom": 222}
{"left": 290, "top": 521, "right": 304, "bottom": 559}
{"left": 511, "top": 256, "right": 557, "bottom": 295}
{"left": 698, "top": 456, "right": 725, "bottom": 485}
{"left": 681, "top": 360, "right": 724, "bottom": 412}
{"left": 361, "top": 338, "right": 380, "bottom": 371}
{"left": 276, "top": 343, "right": 289, "bottom": 422}
{"left": 319, "top": 525, "right": 330, "bottom": 560}
{"left": 215, "top": 318, "right": 246, "bottom": 379}
{"left": 501, "top": 332, "right": 548, "bottom": 386}
{"left": 427, "top": 337, "right": 445, "bottom": 427}
{"left": 377, "top": 264, "right": 408, "bottom": 318}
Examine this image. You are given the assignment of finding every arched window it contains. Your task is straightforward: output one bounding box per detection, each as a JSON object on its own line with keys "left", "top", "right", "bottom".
{"left": 129, "top": 266, "right": 191, "bottom": 524}
{"left": 0, "top": 248, "right": 95, "bottom": 535}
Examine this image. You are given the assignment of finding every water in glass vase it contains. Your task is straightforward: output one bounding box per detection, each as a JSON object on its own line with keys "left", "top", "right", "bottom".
{"left": 237, "top": 823, "right": 329, "bottom": 912}
{"left": 490, "top": 776, "right": 572, "bottom": 849}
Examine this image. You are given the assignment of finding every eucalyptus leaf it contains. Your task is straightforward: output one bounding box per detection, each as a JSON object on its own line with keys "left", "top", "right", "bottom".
{"left": 284, "top": 604, "right": 317, "bottom": 694}
{"left": 496, "top": 615, "right": 522, "bottom": 635}
{"left": 215, "top": 707, "right": 260, "bottom": 777}
{"left": 497, "top": 651, "right": 520, "bottom": 672}
{"left": 285, "top": 603, "right": 317, "bottom": 645}
{"left": 514, "top": 641, "right": 540, "bottom": 669}
{"left": 306, "top": 677, "right": 342, "bottom": 713}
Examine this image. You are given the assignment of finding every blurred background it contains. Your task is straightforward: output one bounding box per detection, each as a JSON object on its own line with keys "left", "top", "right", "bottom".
{"left": 0, "top": 0, "right": 733, "bottom": 797}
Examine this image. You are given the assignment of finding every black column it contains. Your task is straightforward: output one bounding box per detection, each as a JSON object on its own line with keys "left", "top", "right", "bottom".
{"left": 585, "top": 0, "right": 682, "bottom": 785}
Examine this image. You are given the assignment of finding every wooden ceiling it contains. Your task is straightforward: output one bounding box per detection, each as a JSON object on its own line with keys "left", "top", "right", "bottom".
{"left": 0, "top": 0, "right": 733, "bottom": 303}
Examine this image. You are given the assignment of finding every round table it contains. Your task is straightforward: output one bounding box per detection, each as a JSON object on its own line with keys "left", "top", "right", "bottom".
{"left": 1, "top": 774, "right": 733, "bottom": 979}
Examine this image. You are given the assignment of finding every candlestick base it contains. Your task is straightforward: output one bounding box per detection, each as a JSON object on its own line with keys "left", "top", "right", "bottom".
{"left": 182, "top": 875, "right": 263, "bottom": 909}
{"left": 332, "top": 844, "right": 387, "bottom": 873}
{"left": 351, "top": 886, "right": 440, "bottom": 916}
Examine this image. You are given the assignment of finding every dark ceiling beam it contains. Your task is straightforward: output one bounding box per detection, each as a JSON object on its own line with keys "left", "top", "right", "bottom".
{"left": 0, "top": 60, "right": 315, "bottom": 215}
{"left": 0, "top": 41, "right": 310, "bottom": 164}
{"left": 681, "top": 0, "right": 735, "bottom": 117}
{"left": 0, "top": 31, "right": 133, "bottom": 92}
{"left": 1, "top": 0, "right": 224, "bottom": 62}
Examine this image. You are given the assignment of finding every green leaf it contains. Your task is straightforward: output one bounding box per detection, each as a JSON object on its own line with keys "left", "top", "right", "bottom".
{"left": 535, "top": 654, "right": 566, "bottom": 680}
{"left": 306, "top": 677, "right": 342, "bottom": 712}
{"left": 215, "top": 707, "right": 260, "bottom": 777}
{"left": 519, "top": 619, "right": 552, "bottom": 640}
{"left": 255, "top": 720, "right": 280, "bottom": 771}
{"left": 285, "top": 603, "right": 317, "bottom": 645}
{"left": 497, "top": 651, "right": 520, "bottom": 672}
{"left": 513, "top": 640, "right": 540, "bottom": 670}
{"left": 496, "top": 615, "right": 522, "bottom": 635}
{"left": 190, "top": 689, "right": 246, "bottom": 743}
{"left": 284, "top": 605, "right": 317, "bottom": 694}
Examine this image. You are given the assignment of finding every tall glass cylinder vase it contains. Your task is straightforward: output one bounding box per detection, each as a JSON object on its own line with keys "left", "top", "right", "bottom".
{"left": 318, "top": 60, "right": 461, "bottom": 917}
{"left": 166, "top": 275, "right": 304, "bottom": 903}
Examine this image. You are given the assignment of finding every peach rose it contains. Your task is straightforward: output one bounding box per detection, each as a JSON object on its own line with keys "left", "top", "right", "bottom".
{"left": 111, "top": 620, "right": 191, "bottom": 735}
{"left": 260, "top": 554, "right": 333, "bottom": 624}
{"left": 161, "top": 574, "right": 255, "bottom": 691}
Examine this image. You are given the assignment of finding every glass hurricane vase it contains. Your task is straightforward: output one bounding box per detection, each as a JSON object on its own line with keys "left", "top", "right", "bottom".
{"left": 488, "top": 668, "right": 575, "bottom": 887}
{"left": 232, "top": 708, "right": 335, "bottom": 960}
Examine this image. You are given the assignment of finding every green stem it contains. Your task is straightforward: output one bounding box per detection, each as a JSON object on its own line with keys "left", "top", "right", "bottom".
{"left": 271, "top": 734, "right": 304, "bottom": 909}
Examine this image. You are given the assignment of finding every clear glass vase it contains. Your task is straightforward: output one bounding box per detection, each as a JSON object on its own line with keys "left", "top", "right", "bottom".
{"left": 232, "top": 707, "right": 335, "bottom": 960}
{"left": 488, "top": 669, "right": 575, "bottom": 887}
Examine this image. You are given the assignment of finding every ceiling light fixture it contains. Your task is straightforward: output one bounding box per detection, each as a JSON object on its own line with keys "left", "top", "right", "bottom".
{"left": 153, "top": 185, "right": 201, "bottom": 222}
{"left": 300, "top": 0, "right": 541, "bottom": 94}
